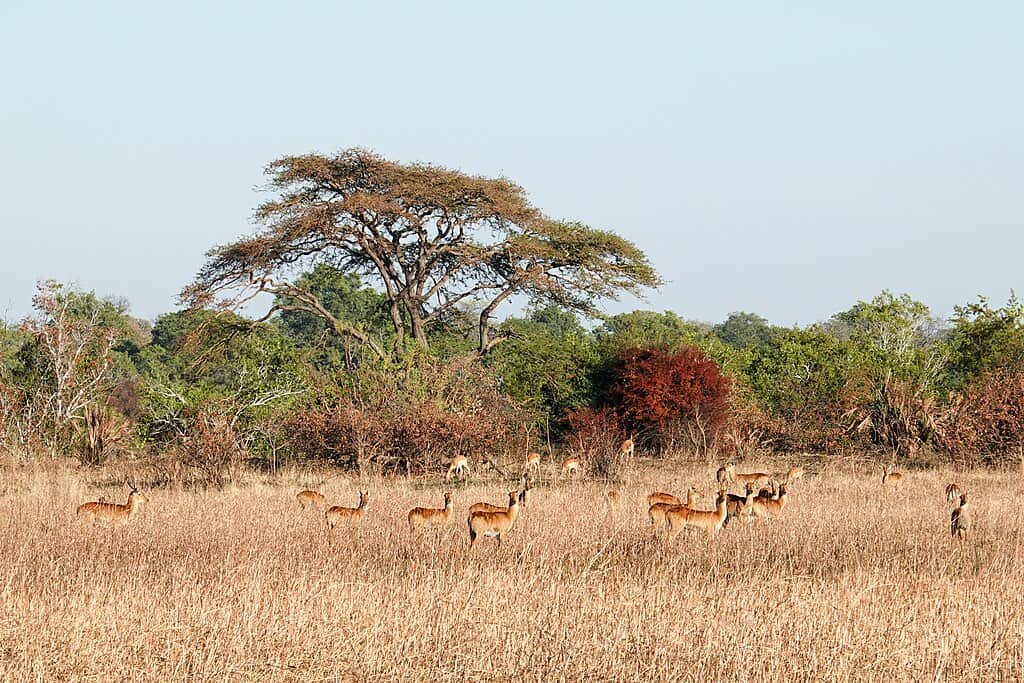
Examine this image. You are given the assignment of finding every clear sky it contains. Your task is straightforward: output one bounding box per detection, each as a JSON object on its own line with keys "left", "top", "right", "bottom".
{"left": 1, "top": 1, "right": 1021, "bottom": 326}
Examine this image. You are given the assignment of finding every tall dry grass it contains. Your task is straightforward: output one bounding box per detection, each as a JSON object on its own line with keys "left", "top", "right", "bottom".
{"left": 1, "top": 458, "right": 1023, "bottom": 681}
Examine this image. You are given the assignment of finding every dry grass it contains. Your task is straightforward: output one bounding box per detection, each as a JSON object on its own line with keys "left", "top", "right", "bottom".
{"left": 1, "top": 458, "right": 1023, "bottom": 681}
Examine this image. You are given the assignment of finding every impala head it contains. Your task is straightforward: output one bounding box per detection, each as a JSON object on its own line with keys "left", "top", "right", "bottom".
{"left": 359, "top": 491, "right": 369, "bottom": 507}
{"left": 959, "top": 492, "right": 968, "bottom": 506}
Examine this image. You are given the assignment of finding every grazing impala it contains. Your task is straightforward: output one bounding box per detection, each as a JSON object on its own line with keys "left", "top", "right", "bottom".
{"left": 524, "top": 452, "right": 542, "bottom": 473}
{"left": 561, "top": 457, "right": 581, "bottom": 477}
{"left": 77, "top": 484, "right": 148, "bottom": 525}
{"left": 619, "top": 435, "right": 635, "bottom": 458}
{"left": 408, "top": 491, "right": 453, "bottom": 531}
{"left": 325, "top": 491, "right": 369, "bottom": 529}
{"left": 665, "top": 490, "right": 728, "bottom": 540}
{"left": 446, "top": 456, "right": 470, "bottom": 481}
{"left": 296, "top": 490, "right": 326, "bottom": 510}
{"left": 945, "top": 483, "right": 962, "bottom": 505}
{"left": 881, "top": 465, "right": 903, "bottom": 490}
{"left": 950, "top": 492, "right": 972, "bottom": 540}
{"left": 468, "top": 490, "right": 521, "bottom": 549}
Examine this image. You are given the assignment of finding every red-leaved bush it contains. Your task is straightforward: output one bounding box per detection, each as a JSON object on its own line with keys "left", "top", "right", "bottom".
{"left": 608, "top": 346, "right": 731, "bottom": 457}
{"left": 562, "top": 405, "right": 626, "bottom": 478}
{"left": 936, "top": 369, "right": 1024, "bottom": 466}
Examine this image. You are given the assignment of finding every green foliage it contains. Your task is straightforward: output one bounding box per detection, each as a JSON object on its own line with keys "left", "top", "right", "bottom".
{"left": 136, "top": 310, "right": 306, "bottom": 444}
{"left": 947, "top": 294, "right": 1024, "bottom": 387}
{"left": 274, "top": 265, "right": 392, "bottom": 369}
{"left": 486, "top": 305, "right": 598, "bottom": 421}
{"left": 713, "top": 311, "right": 779, "bottom": 352}
{"left": 746, "top": 326, "right": 858, "bottom": 417}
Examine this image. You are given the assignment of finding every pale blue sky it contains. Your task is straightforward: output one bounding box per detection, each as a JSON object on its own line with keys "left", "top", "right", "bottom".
{"left": 1, "top": 2, "right": 1021, "bottom": 326}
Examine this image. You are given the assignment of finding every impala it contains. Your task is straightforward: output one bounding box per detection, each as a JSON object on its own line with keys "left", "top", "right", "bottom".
{"left": 716, "top": 463, "right": 735, "bottom": 485}
{"left": 750, "top": 483, "right": 788, "bottom": 520}
{"left": 881, "top": 465, "right": 903, "bottom": 490}
{"left": 785, "top": 465, "right": 805, "bottom": 484}
{"left": 733, "top": 470, "right": 771, "bottom": 486}
{"left": 950, "top": 492, "right": 972, "bottom": 540}
{"left": 77, "top": 484, "right": 148, "bottom": 525}
{"left": 408, "top": 491, "right": 453, "bottom": 531}
{"left": 325, "top": 491, "right": 369, "bottom": 529}
{"left": 524, "top": 452, "right": 542, "bottom": 472}
{"left": 561, "top": 457, "right": 581, "bottom": 477}
{"left": 619, "top": 434, "right": 635, "bottom": 458}
{"left": 725, "top": 482, "right": 757, "bottom": 524}
{"left": 468, "top": 490, "right": 521, "bottom": 548}
{"left": 296, "top": 490, "right": 326, "bottom": 510}
{"left": 518, "top": 475, "right": 533, "bottom": 509}
{"left": 665, "top": 490, "right": 728, "bottom": 540}
{"left": 648, "top": 488, "right": 700, "bottom": 534}
{"left": 446, "top": 456, "right": 470, "bottom": 481}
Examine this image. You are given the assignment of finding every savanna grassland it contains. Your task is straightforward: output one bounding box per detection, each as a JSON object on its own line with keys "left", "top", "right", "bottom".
{"left": 1, "top": 458, "right": 1022, "bottom": 682}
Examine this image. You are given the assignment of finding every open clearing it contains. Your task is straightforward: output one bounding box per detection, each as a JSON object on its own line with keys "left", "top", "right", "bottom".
{"left": 1, "top": 460, "right": 1022, "bottom": 681}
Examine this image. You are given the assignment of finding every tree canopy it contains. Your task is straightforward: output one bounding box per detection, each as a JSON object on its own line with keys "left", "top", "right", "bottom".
{"left": 184, "top": 149, "right": 661, "bottom": 357}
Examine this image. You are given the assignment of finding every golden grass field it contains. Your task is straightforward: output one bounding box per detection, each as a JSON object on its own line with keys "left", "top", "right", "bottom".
{"left": 1, "top": 457, "right": 1022, "bottom": 681}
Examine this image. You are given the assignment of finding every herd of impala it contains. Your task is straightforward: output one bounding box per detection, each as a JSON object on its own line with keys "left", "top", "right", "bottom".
{"left": 76, "top": 436, "right": 974, "bottom": 545}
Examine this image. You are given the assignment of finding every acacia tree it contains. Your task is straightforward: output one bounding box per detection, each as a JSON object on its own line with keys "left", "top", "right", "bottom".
{"left": 183, "top": 149, "right": 660, "bottom": 357}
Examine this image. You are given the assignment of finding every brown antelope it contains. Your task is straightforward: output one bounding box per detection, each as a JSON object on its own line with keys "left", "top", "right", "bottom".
{"left": 604, "top": 489, "right": 622, "bottom": 520}
{"left": 648, "top": 487, "right": 700, "bottom": 534}
{"left": 785, "top": 465, "right": 805, "bottom": 484}
{"left": 665, "top": 490, "right": 728, "bottom": 540}
{"left": 524, "top": 452, "right": 542, "bottom": 473}
{"left": 446, "top": 456, "right": 470, "bottom": 481}
{"left": 716, "top": 463, "right": 735, "bottom": 485}
{"left": 296, "top": 490, "right": 326, "bottom": 510}
{"left": 561, "top": 457, "right": 581, "bottom": 477}
{"left": 325, "top": 491, "right": 369, "bottom": 529}
{"left": 733, "top": 469, "right": 771, "bottom": 486}
{"left": 648, "top": 487, "right": 699, "bottom": 509}
{"left": 950, "top": 492, "right": 972, "bottom": 540}
{"left": 750, "top": 483, "right": 788, "bottom": 520}
{"left": 77, "top": 484, "right": 148, "bottom": 525}
{"left": 518, "top": 475, "right": 533, "bottom": 509}
{"left": 468, "top": 490, "right": 521, "bottom": 548}
{"left": 648, "top": 501, "right": 676, "bottom": 536}
{"left": 647, "top": 491, "right": 682, "bottom": 507}
{"left": 408, "top": 491, "right": 453, "bottom": 532}
{"left": 725, "top": 482, "right": 757, "bottom": 524}
{"left": 757, "top": 479, "right": 780, "bottom": 500}
{"left": 619, "top": 434, "right": 635, "bottom": 458}
{"left": 881, "top": 464, "right": 903, "bottom": 490}
{"left": 945, "top": 483, "right": 962, "bottom": 505}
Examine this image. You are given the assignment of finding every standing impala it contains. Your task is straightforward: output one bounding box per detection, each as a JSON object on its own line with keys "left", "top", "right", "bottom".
{"left": 665, "top": 490, "right": 728, "bottom": 540}
{"left": 77, "top": 483, "right": 149, "bottom": 525}
{"left": 296, "top": 490, "right": 326, "bottom": 510}
{"left": 408, "top": 491, "right": 453, "bottom": 531}
{"left": 468, "top": 490, "right": 521, "bottom": 549}
{"left": 325, "top": 491, "right": 369, "bottom": 529}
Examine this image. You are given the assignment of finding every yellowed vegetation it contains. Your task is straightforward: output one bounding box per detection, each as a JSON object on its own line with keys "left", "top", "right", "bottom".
{"left": 1, "top": 459, "right": 1022, "bottom": 680}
